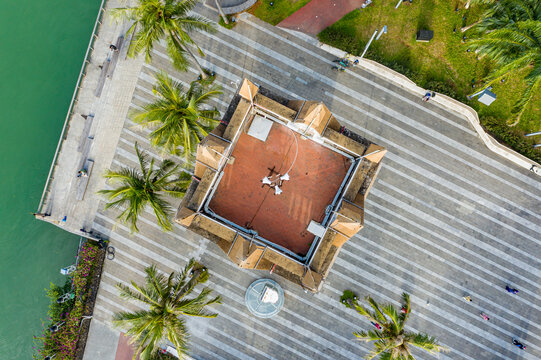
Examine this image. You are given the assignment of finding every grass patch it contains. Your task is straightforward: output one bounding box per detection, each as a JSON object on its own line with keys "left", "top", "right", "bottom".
{"left": 318, "top": 0, "right": 540, "bottom": 160}
{"left": 219, "top": 15, "right": 238, "bottom": 29}
{"left": 249, "top": 0, "right": 312, "bottom": 26}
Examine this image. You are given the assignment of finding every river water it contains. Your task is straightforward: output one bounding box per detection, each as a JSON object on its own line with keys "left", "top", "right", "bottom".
{"left": 0, "top": 1, "right": 101, "bottom": 358}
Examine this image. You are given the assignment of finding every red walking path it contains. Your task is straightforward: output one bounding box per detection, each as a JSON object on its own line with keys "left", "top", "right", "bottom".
{"left": 278, "top": 0, "right": 366, "bottom": 35}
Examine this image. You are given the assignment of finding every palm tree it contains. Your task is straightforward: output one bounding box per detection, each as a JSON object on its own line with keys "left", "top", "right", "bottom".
{"left": 132, "top": 72, "right": 222, "bottom": 163}
{"left": 111, "top": 0, "right": 216, "bottom": 78}
{"left": 341, "top": 291, "right": 447, "bottom": 360}
{"left": 467, "top": 0, "right": 541, "bottom": 124}
{"left": 99, "top": 143, "right": 191, "bottom": 232}
{"left": 114, "top": 260, "right": 221, "bottom": 360}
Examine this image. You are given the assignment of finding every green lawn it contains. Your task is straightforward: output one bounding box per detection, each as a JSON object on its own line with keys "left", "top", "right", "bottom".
{"left": 249, "top": 0, "right": 311, "bottom": 26}
{"left": 318, "top": 0, "right": 540, "bottom": 161}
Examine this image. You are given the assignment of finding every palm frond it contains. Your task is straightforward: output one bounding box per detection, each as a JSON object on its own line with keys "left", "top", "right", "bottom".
{"left": 113, "top": 260, "right": 220, "bottom": 359}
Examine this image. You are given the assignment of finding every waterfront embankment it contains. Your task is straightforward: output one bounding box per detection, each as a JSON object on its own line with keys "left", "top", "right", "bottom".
{"left": 0, "top": 1, "right": 101, "bottom": 359}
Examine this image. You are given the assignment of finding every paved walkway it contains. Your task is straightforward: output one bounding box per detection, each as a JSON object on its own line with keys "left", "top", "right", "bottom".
{"left": 81, "top": 6, "right": 541, "bottom": 360}
{"left": 278, "top": 0, "right": 365, "bottom": 35}
{"left": 43, "top": 2, "right": 541, "bottom": 360}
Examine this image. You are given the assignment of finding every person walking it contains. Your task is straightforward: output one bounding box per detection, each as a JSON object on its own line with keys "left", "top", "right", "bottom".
{"left": 506, "top": 285, "right": 519, "bottom": 294}
{"left": 512, "top": 338, "right": 526, "bottom": 350}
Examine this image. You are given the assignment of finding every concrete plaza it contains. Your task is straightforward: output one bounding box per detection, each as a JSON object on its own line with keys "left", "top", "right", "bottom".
{"left": 46, "top": 3, "right": 541, "bottom": 360}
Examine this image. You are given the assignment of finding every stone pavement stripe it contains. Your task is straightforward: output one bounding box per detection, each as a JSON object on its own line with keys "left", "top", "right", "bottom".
{"left": 138, "top": 61, "right": 540, "bottom": 239}
{"left": 192, "top": 32, "right": 292, "bottom": 78}
{"left": 94, "top": 217, "right": 452, "bottom": 360}
{"left": 231, "top": 14, "right": 541, "bottom": 189}
{"left": 107, "top": 210, "right": 371, "bottom": 357}
{"left": 97, "top": 202, "right": 490, "bottom": 360}
{"left": 295, "top": 76, "right": 308, "bottom": 85}
{"left": 150, "top": 45, "right": 540, "bottom": 227}
{"left": 333, "top": 255, "right": 524, "bottom": 356}
{"left": 205, "top": 25, "right": 480, "bottom": 139}
{"left": 328, "top": 94, "right": 540, "bottom": 200}
{"left": 96, "top": 281, "right": 253, "bottom": 360}
{"left": 328, "top": 94, "right": 541, "bottom": 201}
{"left": 90, "top": 303, "right": 220, "bottom": 360}
{"left": 98, "top": 277, "right": 327, "bottom": 360}
{"left": 370, "top": 189, "right": 541, "bottom": 282}
{"left": 99, "top": 271, "right": 277, "bottom": 360}
{"left": 332, "top": 112, "right": 541, "bottom": 228}
{"left": 164, "top": 52, "right": 541, "bottom": 229}
{"left": 213, "top": 13, "right": 475, "bottom": 134}
{"left": 376, "top": 179, "right": 541, "bottom": 263}
{"left": 348, "top": 238, "right": 541, "bottom": 343}
{"left": 367, "top": 200, "right": 541, "bottom": 294}
{"left": 113, "top": 125, "right": 540, "bottom": 280}
{"left": 93, "top": 216, "right": 365, "bottom": 359}
{"left": 193, "top": 26, "right": 484, "bottom": 155}
{"left": 234, "top": 16, "right": 477, "bottom": 136}
{"left": 362, "top": 217, "right": 541, "bottom": 322}
{"left": 148, "top": 42, "right": 490, "bottom": 200}
{"left": 338, "top": 247, "right": 541, "bottom": 350}
{"left": 116, "top": 80, "right": 536, "bottom": 300}
{"left": 331, "top": 260, "right": 531, "bottom": 360}
{"left": 380, "top": 165, "right": 540, "bottom": 244}
{"left": 96, "top": 205, "right": 490, "bottom": 360}
{"left": 116, "top": 69, "right": 536, "bottom": 292}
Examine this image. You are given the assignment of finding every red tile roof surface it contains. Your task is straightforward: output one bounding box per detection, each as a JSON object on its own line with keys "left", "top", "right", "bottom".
{"left": 209, "top": 121, "right": 351, "bottom": 256}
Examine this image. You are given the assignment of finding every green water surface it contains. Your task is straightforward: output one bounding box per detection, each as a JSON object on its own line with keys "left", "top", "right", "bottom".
{"left": 0, "top": 1, "right": 101, "bottom": 358}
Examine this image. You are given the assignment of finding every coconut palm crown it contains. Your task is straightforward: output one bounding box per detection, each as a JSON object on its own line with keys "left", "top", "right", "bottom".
{"left": 111, "top": 0, "right": 215, "bottom": 77}
{"left": 341, "top": 291, "right": 447, "bottom": 360}
{"left": 467, "top": 0, "right": 541, "bottom": 123}
{"left": 99, "top": 143, "right": 191, "bottom": 232}
{"left": 133, "top": 72, "right": 222, "bottom": 163}
{"left": 114, "top": 260, "right": 221, "bottom": 360}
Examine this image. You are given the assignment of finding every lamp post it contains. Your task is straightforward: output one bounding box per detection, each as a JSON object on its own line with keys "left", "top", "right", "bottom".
{"left": 215, "top": 0, "right": 229, "bottom": 24}
{"left": 360, "top": 27, "right": 386, "bottom": 59}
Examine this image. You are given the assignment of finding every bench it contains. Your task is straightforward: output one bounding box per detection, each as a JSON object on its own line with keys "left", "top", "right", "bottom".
{"left": 75, "top": 159, "right": 94, "bottom": 201}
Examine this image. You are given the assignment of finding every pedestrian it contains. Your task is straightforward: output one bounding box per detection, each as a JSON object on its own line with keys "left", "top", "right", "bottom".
{"left": 463, "top": 295, "right": 472, "bottom": 302}
{"left": 422, "top": 92, "right": 431, "bottom": 102}
{"left": 512, "top": 338, "right": 526, "bottom": 350}
{"left": 401, "top": 306, "right": 408, "bottom": 314}
{"left": 371, "top": 321, "right": 381, "bottom": 330}
{"left": 480, "top": 312, "right": 490, "bottom": 321}
{"left": 505, "top": 285, "right": 519, "bottom": 294}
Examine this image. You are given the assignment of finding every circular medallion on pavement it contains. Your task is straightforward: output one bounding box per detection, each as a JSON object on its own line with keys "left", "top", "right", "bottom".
{"left": 245, "top": 279, "right": 284, "bottom": 318}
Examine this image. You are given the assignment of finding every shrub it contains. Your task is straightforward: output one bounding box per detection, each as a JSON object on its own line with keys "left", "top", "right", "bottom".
{"left": 318, "top": 24, "right": 363, "bottom": 55}
{"left": 480, "top": 116, "right": 541, "bottom": 163}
